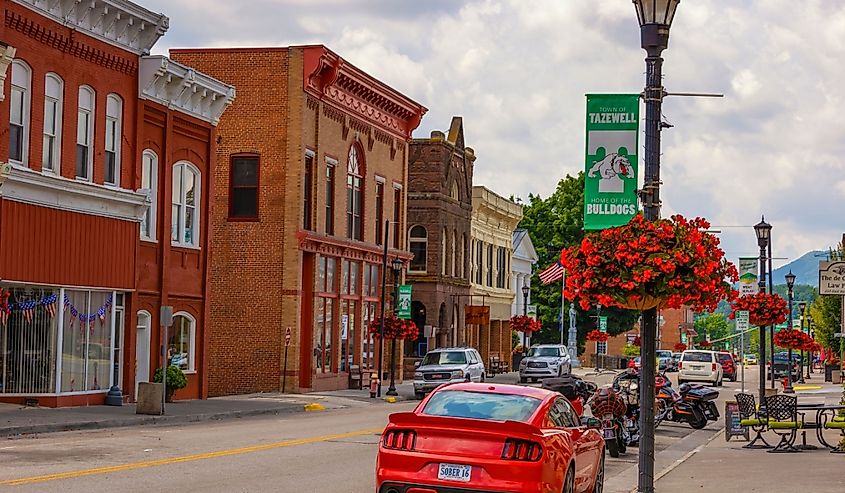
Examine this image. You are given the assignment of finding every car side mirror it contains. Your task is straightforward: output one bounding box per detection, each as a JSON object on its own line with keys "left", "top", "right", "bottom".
{"left": 581, "top": 416, "right": 601, "bottom": 429}
{"left": 414, "top": 361, "right": 421, "bottom": 368}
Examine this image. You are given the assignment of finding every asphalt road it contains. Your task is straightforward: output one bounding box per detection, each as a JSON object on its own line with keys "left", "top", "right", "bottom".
{"left": 0, "top": 368, "right": 758, "bottom": 492}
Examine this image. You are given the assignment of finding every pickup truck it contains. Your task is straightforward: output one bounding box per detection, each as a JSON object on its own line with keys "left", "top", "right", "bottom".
{"left": 767, "top": 352, "right": 801, "bottom": 381}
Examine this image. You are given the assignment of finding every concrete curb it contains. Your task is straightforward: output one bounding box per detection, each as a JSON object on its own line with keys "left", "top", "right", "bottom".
{"left": 0, "top": 405, "right": 305, "bottom": 439}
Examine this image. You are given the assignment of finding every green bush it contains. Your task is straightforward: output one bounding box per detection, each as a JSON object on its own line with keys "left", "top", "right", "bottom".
{"left": 153, "top": 364, "right": 188, "bottom": 391}
{"left": 623, "top": 344, "right": 640, "bottom": 357}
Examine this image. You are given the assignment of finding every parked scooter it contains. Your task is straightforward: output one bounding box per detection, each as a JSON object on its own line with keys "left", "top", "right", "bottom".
{"left": 588, "top": 386, "right": 629, "bottom": 457}
{"left": 654, "top": 373, "right": 720, "bottom": 429}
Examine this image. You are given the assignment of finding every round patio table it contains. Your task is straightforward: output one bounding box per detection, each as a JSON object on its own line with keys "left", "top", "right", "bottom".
{"left": 795, "top": 403, "right": 845, "bottom": 451}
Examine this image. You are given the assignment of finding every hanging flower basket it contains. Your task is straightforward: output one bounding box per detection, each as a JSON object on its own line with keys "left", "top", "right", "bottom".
{"left": 773, "top": 329, "right": 812, "bottom": 350}
{"left": 674, "top": 342, "right": 687, "bottom": 352}
{"left": 699, "top": 341, "right": 713, "bottom": 349}
{"left": 510, "top": 315, "right": 542, "bottom": 334}
{"left": 561, "top": 214, "right": 737, "bottom": 312}
{"left": 586, "top": 330, "right": 609, "bottom": 342}
{"left": 729, "top": 292, "right": 788, "bottom": 327}
{"left": 632, "top": 335, "right": 641, "bottom": 347}
{"left": 367, "top": 314, "right": 418, "bottom": 340}
{"left": 804, "top": 341, "right": 822, "bottom": 353}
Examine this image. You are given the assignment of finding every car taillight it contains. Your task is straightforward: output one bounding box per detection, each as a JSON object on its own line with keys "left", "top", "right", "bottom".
{"left": 382, "top": 429, "right": 416, "bottom": 451}
{"left": 712, "top": 363, "right": 717, "bottom": 371}
{"left": 501, "top": 438, "right": 543, "bottom": 461}
{"left": 678, "top": 361, "right": 682, "bottom": 369}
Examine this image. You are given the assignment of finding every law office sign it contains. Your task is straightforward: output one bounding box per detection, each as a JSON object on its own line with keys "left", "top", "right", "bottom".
{"left": 819, "top": 261, "right": 845, "bottom": 295}
{"left": 583, "top": 94, "right": 640, "bottom": 230}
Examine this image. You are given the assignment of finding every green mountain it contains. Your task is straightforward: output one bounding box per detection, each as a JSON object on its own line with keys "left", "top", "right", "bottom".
{"left": 771, "top": 250, "right": 827, "bottom": 287}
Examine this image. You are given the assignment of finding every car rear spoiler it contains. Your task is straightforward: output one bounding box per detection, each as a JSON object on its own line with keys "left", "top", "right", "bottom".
{"left": 388, "top": 412, "right": 542, "bottom": 437}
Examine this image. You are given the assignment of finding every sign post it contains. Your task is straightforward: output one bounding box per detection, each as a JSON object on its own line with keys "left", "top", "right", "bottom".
{"left": 583, "top": 94, "right": 640, "bottom": 230}
{"left": 736, "top": 310, "right": 749, "bottom": 394}
{"left": 159, "top": 305, "right": 173, "bottom": 415}
{"left": 397, "top": 285, "right": 412, "bottom": 319}
{"left": 283, "top": 327, "right": 292, "bottom": 393}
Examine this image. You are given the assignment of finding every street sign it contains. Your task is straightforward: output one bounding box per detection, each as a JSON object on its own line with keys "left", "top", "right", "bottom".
{"left": 160, "top": 305, "right": 173, "bottom": 327}
{"left": 397, "top": 285, "right": 412, "bottom": 319}
{"left": 681, "top": 332, "right": 687, "bottom": 344}
{"left": 819, "top": 261, "right": 845, "bottom": 295}
{"left": 599, "top": 316, "right": 608, "bottom": 333}
{"left": 583, "top": 94, "right": 640, "bottom": 230}
{"left": 735, "top": 311, "right": 749, "bottom": 333}
{"left": 284, "top": 327, "right": 292, "bottom": 347}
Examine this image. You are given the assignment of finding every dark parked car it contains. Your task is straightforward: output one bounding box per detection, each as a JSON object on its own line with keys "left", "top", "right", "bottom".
{"left": 717, "top": 352, "right": 736, "bottom": 382}
{"left": 767, "top": 352, "right": 800, "bottom": 381}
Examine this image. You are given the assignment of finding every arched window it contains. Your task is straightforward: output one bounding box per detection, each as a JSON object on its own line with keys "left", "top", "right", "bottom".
{"left": 169, "top": 312, "right": 196, "bottom": 372}
{"left": 104, "top": 94, "right": 123, "bottom": 186}
{"left": 42, "top": 73, "right": 63, "bottom": 172}
{"left": 9, "top": 60, "right": 31, "bottom": 165}
{"left": 76, "top": 85, "right": 95, "bottom": 180}
{"left": 141, "top": 150, "right": 158, "bottom": 240}
{"left": 450, "top": 180, "right": 459, "bottom": 200}
{"left": 172, "top": 161, "right": 201, "bottom": 247}
{"left": 409, "top": 225, "right": 427, "bottom": 272}
{"left": 346, "top": 144, "right": 363, "bottom": 240}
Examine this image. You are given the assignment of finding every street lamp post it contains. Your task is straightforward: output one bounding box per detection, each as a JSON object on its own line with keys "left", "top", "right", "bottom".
{"left": 754, "top": 217, "right": 771, "bottom": 404}
{"left": 798, "top": 301, "right": 807, "bottom": 384}
{"left": 784, "top": 270, "right": 796, "bottom": 393}
{"left": 633, "top": 1, "right": 680, "bottom": 491}
{"left": 807, "top": 314, "right": 814, "bottom": 377}
{"left": 386, "top": 258, "right": 403, "bottom": 397}
{"left": 522, "top": 284, "right": 530, "bottom": 354}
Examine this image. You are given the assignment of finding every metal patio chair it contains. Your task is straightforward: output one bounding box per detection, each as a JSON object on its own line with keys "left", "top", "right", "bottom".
{"left": 764, "top": 394, "right": 804, "bottom": 453}
{"left": 736, "top": 392, "right": 771, "bottom": 449}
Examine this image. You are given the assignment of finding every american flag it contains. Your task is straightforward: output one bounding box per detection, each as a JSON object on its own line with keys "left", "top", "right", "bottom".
{"left": 539, "top": 261, "right": 565, "bottom": 284}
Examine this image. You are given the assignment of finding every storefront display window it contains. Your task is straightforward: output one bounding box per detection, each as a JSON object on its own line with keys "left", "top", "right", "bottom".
{"left": 169, "top": 314, "right": 195, "bottom": 372}
{"left": 61, "top": 289, "right": 114, "bottom": 392}
{"left": 0, "top": 286, "right": 57, "bottom": 394}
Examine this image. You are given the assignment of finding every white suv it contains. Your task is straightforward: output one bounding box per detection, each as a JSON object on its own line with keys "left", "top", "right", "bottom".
{"left": 519, "top": 344, "right": 572, "bottom": 383}
{"left": 678, "top": 350, "right": 723, "bottom": 386}
{"left": 413, "top": 347, "right": 486, "bottom": 399}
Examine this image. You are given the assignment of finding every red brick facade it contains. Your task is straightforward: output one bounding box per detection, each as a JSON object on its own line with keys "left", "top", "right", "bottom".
{"left": 171, "top": 46, "right": 426, "bottom": 394}
{"left": 582, "top": 306, "right": 693, "bottom": 365}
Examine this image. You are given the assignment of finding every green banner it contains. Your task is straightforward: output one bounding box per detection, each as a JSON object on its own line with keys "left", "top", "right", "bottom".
{"left": 599, "top": 316, "right": 608, "bottom": 333}
{"left": 397, "top": 285, "right": 412, "bottom": 319}
{"left": 583, "top": 94, "right": 640, "bottom": 230}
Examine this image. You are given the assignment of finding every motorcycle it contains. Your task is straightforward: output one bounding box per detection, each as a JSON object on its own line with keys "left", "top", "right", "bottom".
{"left": 612, "top": 369, "right": 642, "bottom": 446}
{"left": 654, "top": 373, "right": 720, "bottom": 429}
{"left": 541, "top": 375, "right": 596, "bottom": 417}
{"left": 588, "top": 386, "right": 629, "bottom": 457}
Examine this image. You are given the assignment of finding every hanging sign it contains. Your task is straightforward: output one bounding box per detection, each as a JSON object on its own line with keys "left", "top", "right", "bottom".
{"left": 819, "top": 261, "right": 845, "bottom": 295}
{"left": 341, "top": 315, "right": 349, "bottom": 340}
{"left": 526, "top": 305, "right": 538, "bottom": 320}
{"left": 465, "top": 306, "right": 490, "bottom": 325}
{"left": 397, "top": 285, "right": 412, "bottom": 319}
{"left": 583, "top": 94, "right": 640, "bottom": 230}
{"left": 738, "top": 257, "right": 759, "bottom": 297}
{"left": 599, "top": 316, "right": 608, "bottom": 333}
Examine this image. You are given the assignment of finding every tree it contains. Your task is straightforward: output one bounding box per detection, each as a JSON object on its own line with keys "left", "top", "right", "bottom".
{"left": 810, "top": 295, "right": 842, "bottom": 351}
{"left": 517, "top": 173, "right": 637, "bottom": 353}
{"left": 693, "top": 312, "right": 731, "bottom": 349}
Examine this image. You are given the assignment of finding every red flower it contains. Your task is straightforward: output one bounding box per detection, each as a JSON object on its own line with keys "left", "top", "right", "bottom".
{"left": 367, "top": 314, "right": 418, "bottom": 340}
{"left": 730, "top": 292, "right": 788, "bottom": 327}
{"left": 633, "top": 336, "right": 641, "bottom": 347}
{"left": 773, "top": 329, "right": 812, "bottom": 350}
{"left": 510, "top": 315, "right": 542, "bottom": 334}
{"left": 699, "top": 341, "right": 713, "bottom": 348}
{"left": 586, "top": 330, "right": 609, "bottom": 342}
{"left": 560, "top": 214, "right": 737, "bottom": 312}
{"left": 674, "top": 343, "right": 687, "bottom": 352}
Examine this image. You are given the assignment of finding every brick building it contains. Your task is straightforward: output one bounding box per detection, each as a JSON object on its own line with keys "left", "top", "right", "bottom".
{"left": 406, "top": 117, "right": 475, "bottom": 356}
{"left": 0, "top": 0, "right": 233, "bottom": 405}
{"left": 171, "top": 46, "right": 426, "bottom": 394}
{"left": 468, "top": 186, "right": 522, "bottom": 369}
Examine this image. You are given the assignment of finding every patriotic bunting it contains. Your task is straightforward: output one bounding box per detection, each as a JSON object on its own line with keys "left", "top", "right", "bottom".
{"left": 0, "top": 289, "right": 111, "bottom": 329}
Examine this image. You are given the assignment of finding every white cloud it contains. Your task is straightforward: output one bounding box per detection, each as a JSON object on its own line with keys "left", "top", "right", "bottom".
{"left": 141, "top": 0, "right": 845, "bottom": 267}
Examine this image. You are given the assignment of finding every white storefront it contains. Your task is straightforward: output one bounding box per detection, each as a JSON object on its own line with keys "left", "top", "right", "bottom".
{"left": 511, "top": 229, "right": 538, "bottom": 345}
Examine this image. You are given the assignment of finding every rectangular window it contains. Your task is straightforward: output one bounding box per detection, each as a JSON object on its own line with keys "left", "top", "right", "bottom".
{"left": 303, "top": 154, "right": 313, "bottom": 229}
{"left": 141, "top": 151, "right": 158, "bottom": 240}
{"left": 76, "top": 112, "right": 91, "bottom": 179}
{"left": 325, "top": 163, "right": 335, "bottom": 235}
{"left": 9, "top": 88, "right": 25, "bottom": 162}
{"left": 475, "top": 240, "right": 483, "bottom": 285}
{"left": 393, "top": 187, "right": 401, "bottom": 249}
{"left": 1, "top": 286, "right": 58, "bottom": 394}
{"left": 496, "top": 247, "right": 506, "bottom": 288}
{"left": 375, "top": 181, "right": 384, "bottom": 245}
{"left": 104, "top": 117, "right": 118, "bottom": 185}
{"left": 230, "top": 155, "right": 260, "bottom": 220}
{"left": 487, "top": 244, "right": 493, "bottom": 287}
{"left": 346, "top": 174, "right": 362, "bottom": 240}
{"left": 42, "top": 97, "right": 60, "bottom": 172}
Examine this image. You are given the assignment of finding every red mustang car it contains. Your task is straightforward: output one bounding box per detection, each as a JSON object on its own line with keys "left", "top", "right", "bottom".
{"left": 376, "top": 382, "right": 605, "bottom": 493}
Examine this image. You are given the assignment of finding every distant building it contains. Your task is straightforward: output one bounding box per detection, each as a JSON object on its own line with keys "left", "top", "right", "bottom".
{"left": 406, "top": 118, "right": 475, "bottom": 356}
{"left": 469, "top": 186, "right": 522, "bottom": 369}
{"left": 172, "top": 45, "right": 426, "bottom": 394}
{"left": 511, "top": 229, "right": 538, "bottom": 346}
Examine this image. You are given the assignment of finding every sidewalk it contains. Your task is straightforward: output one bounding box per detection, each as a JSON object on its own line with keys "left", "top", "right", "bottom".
{"left": 0, "top": 382, "right": 417, "bottom": 438}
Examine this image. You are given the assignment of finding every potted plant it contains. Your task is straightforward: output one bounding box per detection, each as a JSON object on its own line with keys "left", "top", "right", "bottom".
{"left": 153, "top": 364, "right": 188, "bottom": 402}
{"left": 561, "top": 214, "right": 737, "bottom": 312}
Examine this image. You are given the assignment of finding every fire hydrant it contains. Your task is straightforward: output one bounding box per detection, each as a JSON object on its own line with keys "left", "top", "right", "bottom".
{"left": 369, "top": 373, "right": 379, "bottom": 398}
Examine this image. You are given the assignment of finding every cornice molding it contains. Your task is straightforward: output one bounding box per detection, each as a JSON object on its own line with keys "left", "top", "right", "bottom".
{"left": 0, "top": 44, "right": 16, "bottom": 102}
{"left": 12, "top": 0, "right": 168, "bottom": 55}
{"left": 302, "top": 46, "right": 427, "bottom": 141}
{"left": 296, "top": 230, "right": 412, "bottom": 265}
{"left": 139, "top": 56, "right": 235, "bottom": 126}
{"left": 0, "top": 165, "right": 149, "bottom": 221}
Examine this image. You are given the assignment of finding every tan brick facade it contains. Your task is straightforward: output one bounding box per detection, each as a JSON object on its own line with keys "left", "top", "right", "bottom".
{"left": 172, "top": 46, "right": 425, "bottom": 394}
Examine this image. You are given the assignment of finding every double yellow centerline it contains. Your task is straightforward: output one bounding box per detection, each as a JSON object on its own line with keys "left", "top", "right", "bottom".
{"left": 1, "top": 427, "right": 383, "bottom": 486}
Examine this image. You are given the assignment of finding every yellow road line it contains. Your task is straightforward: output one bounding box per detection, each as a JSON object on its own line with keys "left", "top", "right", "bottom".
{"left": 1, "top": 427, "right": 383, "bottom": 486}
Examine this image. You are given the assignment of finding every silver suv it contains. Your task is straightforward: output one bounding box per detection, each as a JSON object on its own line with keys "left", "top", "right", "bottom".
{"left": 519, "top": 344, "right": 572, "bottom": 383}
{"left": 413, "top": 347, "right": 486, "bottom": 399}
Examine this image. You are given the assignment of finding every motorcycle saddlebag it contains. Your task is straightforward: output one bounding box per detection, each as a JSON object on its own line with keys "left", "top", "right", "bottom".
{"left": 686, "top": 386, "right": 719, "bottom": 401}
{"left": 541, "top": 376, "right": 579, "bottom": 400}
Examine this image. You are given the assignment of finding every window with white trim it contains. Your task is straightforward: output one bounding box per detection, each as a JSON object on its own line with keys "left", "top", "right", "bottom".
{"left": 76, "top": 86, "right": 95, "bottom": 180}
{"left": 9, "top": 60, "right": 31, "bottom": 165}
{"left": 141, "top": 150, "right": 158, "bottom": 240}
{"left": 346, "top": 145, "right": 363, "bottom": 241}
{"left": 169, "top": 313, "right": 196, "bottom": 372}
{"left": 409, "top": 226, "right": 427, "bottom": 273}
{"left": 104, "top": 94, "right": 122, "bottom": 186}
{"left": 172, "top": 162, "right": 200, "bottom": 247}
{"left": 42, "top": 73, "right": 63, "bottom": 172}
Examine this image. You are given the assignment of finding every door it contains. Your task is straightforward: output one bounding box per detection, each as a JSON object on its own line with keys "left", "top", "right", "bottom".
{"left": 135, "top": 311, "right": 151, "bottom": 398}
{"left": 556, "top": 398, "right": 599, "bottom": 492}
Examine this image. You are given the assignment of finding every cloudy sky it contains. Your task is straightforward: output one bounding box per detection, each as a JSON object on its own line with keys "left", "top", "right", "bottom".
{"left": 143, "top": 0, "right": 845, "bottom": 277}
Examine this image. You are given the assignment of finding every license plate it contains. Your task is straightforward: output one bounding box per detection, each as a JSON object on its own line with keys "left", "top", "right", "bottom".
{"left": 431, "top": 374, "right": 446, "bottom": 379}
{"left": 438, "top": 463, "right": 471, "bottom": 482}
{"left": 603, "top": 428, "right": 616, "bottom": 439}
{"left": 692, "top": 365, "right": 703, "bottom": 370}
{"left": 625, "top": 418, "right": 634, "bottom": 428}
